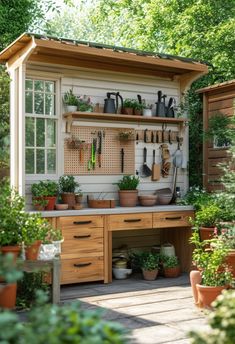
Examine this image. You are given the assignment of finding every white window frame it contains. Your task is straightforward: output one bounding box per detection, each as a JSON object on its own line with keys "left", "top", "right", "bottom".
{"left": 25, "top": 75, "right": 61, "bottom": 180}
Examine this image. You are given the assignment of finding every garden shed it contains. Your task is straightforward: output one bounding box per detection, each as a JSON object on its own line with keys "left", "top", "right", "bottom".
{"left": 197, "top": 80, "right": 235, "bottom": 191}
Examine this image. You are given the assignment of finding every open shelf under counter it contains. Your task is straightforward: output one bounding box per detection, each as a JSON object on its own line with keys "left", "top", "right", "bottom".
{"left": 63, "top": 111, "right": 187, "bottom": 132}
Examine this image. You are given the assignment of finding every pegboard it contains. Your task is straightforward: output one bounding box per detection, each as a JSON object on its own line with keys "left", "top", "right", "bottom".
{"left": 64, "top": 126, "right": 135, "bottom": 175}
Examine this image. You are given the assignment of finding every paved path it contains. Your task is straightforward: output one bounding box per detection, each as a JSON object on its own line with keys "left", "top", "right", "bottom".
{"left": 61, "top": 274, "right": 209, "bottom": 343}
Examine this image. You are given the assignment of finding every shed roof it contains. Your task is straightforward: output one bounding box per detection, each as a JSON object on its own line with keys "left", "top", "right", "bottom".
{"left": 197, "top": 79, "right": 235, "bottom": 93}
{"left": 0, "top": 32, "right": 209, "bottom": 80}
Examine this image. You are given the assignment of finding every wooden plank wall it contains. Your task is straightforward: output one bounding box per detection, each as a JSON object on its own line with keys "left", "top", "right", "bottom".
{"left": 203, "top": 83, "right": 235, "bottom": 191}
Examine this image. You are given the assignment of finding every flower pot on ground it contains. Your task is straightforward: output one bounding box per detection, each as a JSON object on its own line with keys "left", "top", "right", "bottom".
{"left": 115, "top": 175, "right": 140, "bottom": 207}
{"left": 63, "top": 89, "right": 78, "bottom": 112}
{"left": 133, "top": 251, "right": 160, "bottom": 281}
{"left": 59, "top": 175, "right": 80, "bottom": 209}
{"left": 162, "top": 255, "right": 181, "bottom": 278}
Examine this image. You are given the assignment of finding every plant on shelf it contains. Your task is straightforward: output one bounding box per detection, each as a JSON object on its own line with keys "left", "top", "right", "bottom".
{"left": 161, "top": 255, "right": 181, "bottom": 278}
{"left": 63, "top": 89, "right": 78, "bottom": 112}
{"left": 189, "top": 230, "right": 232, "bottom": 308}
{"left": 133, "top": 101, "right": 144, "bottom": 116}
{"left": 135, "top": 251, "right": 160, "bottom": 281}
{"left": 31, "top": 181, "right": 58, "bottom": 211}
{"left": 59, "top": 175, "right": 80, "bottom": 209}
{"left": 77, "top": 95, "right": 93, "bottom": 112}
{"left": 115, "top": 175, "right": 140, "bottom": 207}
{"left": 142, "top": 102, "right": 152, "bottom": 116}
{"left": 122, "top": 98, "right": 136, "bottom": 115}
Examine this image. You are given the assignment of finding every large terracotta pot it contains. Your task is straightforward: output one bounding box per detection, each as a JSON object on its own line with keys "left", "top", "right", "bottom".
{"left": 44, "top": 196, "right": 57, "bottom": 211}
{"left": 164, "top": 266, "right": 181, "bottom": 278}
{"left": 25, "top": 240, "right": 42, "bottom": 260}
{"left": 119, "top": 190, "right": 138, "bottom": 207}
{"left": 225, "top": 250, "right": 235, "bottom": 278}
{"left": 1, "top": 245, "right": 21, "bottom": 261}
{"left": 0, "top": 283, "right": 17, "bottom": 309}
{"left": 199, "top": 227, "right": 215, "bottom": 241}
{"left": 142, "top": 269, "right": 158, "bottom": 281}
{"left": 61, "top": 193, "right": 76, "bottom": 209}
{"left": 196, "top": 284, "right": 226, "bottom": 309}
{"left": 190, "top": 270, "right": 202, "bottom": 306}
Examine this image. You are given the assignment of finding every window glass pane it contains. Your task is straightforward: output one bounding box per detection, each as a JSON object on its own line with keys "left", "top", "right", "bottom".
{"left": 47, "top": 149, "right": 56, "bottom": 174}
{"left": 45, "top": 94, "right": 55, "bottom": 115}
{"left": 25, "top": 91, "right": 33, "bottom": 113}
{"left": 25, "top": 149, "right": 34, "bottom": 174}
{"left": 36, "top": 118, "right": 45, "bottom": 147}
{"left": 25, "top": 117, "right": 34, "bottom": 146}
{"left": 25, "top": 79, "right": 33, "bottom": 90}
{"left": 34, "top": 80, "right": 44, "bottom": 91}
{"left": 34, "top": 92, "right": 44, "bottom": 114}
{"left": 36, "top": 149, "right": 45, "bottom": 174}
{"left": 45, "top": 81, "right": 55, "bottom": 93}
{"left": 47, "top": 119, "right": 56, "bottom": 147}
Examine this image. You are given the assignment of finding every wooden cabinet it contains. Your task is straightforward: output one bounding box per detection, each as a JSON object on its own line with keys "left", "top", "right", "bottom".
{"left": 109, "top": 213, "right": 152, "bottom": 231}
{"left": 153, "top": 211, "right": 193, "bottom": 228}
{"left": 58, "top": 215, "right": 104, "bottom": 284}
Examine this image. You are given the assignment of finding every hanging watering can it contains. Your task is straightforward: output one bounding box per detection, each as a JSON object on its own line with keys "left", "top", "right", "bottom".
{"left": 104, "top": 92, "right": 123, "bottom": 114}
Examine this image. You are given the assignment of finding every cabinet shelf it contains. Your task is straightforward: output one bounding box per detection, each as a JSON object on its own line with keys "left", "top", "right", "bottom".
{"left": 63, "top": 111, "right": 187, "bottom": 133}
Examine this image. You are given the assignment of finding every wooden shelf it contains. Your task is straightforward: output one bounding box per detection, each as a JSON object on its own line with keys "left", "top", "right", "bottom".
{"left": 63, "top": 112, "right": 187, "bottom": 132}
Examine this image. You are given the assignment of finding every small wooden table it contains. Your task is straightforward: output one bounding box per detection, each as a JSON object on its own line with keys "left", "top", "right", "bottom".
{"left": 22, "top": 257, "right": 61, "bottom": 304}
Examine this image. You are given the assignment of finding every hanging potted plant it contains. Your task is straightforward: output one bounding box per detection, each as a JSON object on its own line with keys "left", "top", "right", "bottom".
{"left": 59, "top": 175, "right": 80, "bottom": 209}
{"left": 161, "top": 255, "right": 181, "bottom": 278}
{"left": 0, "top": 252, "right": 23, "bottom": 309}
{"left": 63, "top": 89, "right": 78, "bottom": 112}
{"left": 115, "top": 175, "right": 140, "bottom": 207}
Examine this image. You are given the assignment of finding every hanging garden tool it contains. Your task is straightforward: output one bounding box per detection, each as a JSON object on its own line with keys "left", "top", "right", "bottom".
{"left": 98, "top": 131, "right": 102, "bottom": 168}
{"left": 121, "top": 148, "right": 124, "bottom": 173}
{"left": 152, "top": 149, "right": 161, "bottom": 181}
{"left": 160, "top": 144, "right": 171, "bottom": 178}
{"left": 140, "top": 147, "right": 152, "bottom": 177}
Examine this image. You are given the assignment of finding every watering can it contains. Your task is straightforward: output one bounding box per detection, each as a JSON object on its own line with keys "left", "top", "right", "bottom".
{"left": 104, "top": 92, "right": 123, "bottom": 114}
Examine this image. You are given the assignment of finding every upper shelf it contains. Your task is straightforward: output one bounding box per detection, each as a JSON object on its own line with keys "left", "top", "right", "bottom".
{"left": 63, "top": 112, "right": 187, "bottom": 132}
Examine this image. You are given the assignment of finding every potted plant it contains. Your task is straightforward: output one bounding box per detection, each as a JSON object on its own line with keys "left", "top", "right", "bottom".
{"left": 142, "top": 103, "right": 152, "bottom": 117}
{"left": 219, "top": 224, "right": 235, "bottom": 278}
{"left": 137, "top": 251, "right": 160, "bottom": 280}
{"left": 161, "top": 255, "right": 181, "bottom": 278}
{"left": 77, "top": 95, "right": 93, "bottom": 112}
{"left": 133, "top": 101, "right": 144, "bottom": 116}
{"left": 48, "top": 228, "right": 64, "bottom": 255}
{"left": 194, "top": 204, "right": 222, "bottom": 241}
{"left": 31, "top": 182, "right": 48, "bottom": 211}
{"left": 63, "top": 89, "right": 78, "bottom": 112}
{"left": 0, "top": 252, "right": 23, "bottom": 309}
{"left": 59, "top": 175, "right": 80, "bottom": 209}
{"left": 190, "top": 230, "right": 232, "bottom": 309}
{"left": 115, "top": 175, "right": 140, "bottom": 207}
{"left": 122, "top": 99, "right": 135, "bottom": 115}
{"left": 75, "top": 191, "right": 83, "bottom": 204}
{"left": 36, "top": 180, "right": 58, "bottom": 211}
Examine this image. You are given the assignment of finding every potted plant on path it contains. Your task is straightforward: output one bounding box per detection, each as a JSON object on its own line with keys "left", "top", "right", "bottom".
{"left": 59, "top": 175, "right": 80, "bottom": 209}
{"left": 116, "top": 175, "right": 140, "bottom": 207}
{"left": 162, "top": 255, "right": 181, "bottom": 278}
{"left": 134, "top": 251, "right": 160, "bottom": 280}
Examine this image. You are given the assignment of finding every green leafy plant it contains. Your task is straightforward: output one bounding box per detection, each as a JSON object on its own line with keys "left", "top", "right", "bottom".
{"left": 161, "top": 255, "right": 179, "bottom": 268}
{"left": 189, "top": 289, "right": 235, "bottom": 343}
{"left": 178, "top": 186, "right": 214, "bottom": 211}
{"left": 1, "top": 291, "right": 128, "bottom": 343}
{"left": 31, "top": 180, "right": 58, "bottom": 197}
{"left": 48, "top": 228, "right": 63, "bottom": 242}
{"left": 194, "top": 204, "right": 222, "bottom": 228}
{"left": 22, "top": 214, "right": 50, "bottom": 246}
{"left": 219, "top": 225, "right": 235, "bottom": 250}
{"left": 63, "top": 89, "right": 78, "bottom": 106}
{"left": 123, "top": 98, "right": 136, "bottom": 108}
{"left": 32, "top": 198, "right": 48, "bottom": 208}
{"left": 77, "top": 95, "right": 93, "bottom": 112}
{"left": 59, "top": 175, "right": 80, "bottom": 193}
{"left": 132, "top": 251, "right": 160, "bottom": 271}
{"left": 116, "top": 175, "right": 140, "bottom": 190}
{"left": 133, "top": 102, "right": 144, "bottom": 111}
{"left": 0, "top": 253, "right": 23, "bottom": 284}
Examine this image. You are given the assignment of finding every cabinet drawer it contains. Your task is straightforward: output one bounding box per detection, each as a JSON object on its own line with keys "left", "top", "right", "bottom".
{"left": 59, "top": 215, "right": 104, "bottom": 229}
{"left": 109, "top": 213, "right": 152, "bottom": 231}
{"left": 61, "top": 227, "right": 103, "bottom": 258}
{"left": 61, "top": 256, "right": 104, "bottom": 284}
{"left": 153, "top": 211, "right": 193, "bottom": 228}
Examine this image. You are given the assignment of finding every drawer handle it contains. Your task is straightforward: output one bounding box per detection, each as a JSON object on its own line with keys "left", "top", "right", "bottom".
{"left": 124, "top": 219, "right": 141, "bottom": 223}
{"left": 165, "top": 216, "right": 182, "bottom": 220}
{"left": 73, "top": 235, "right": 91, "bottom": 239}
{"left": 73, "top": 220, "right": 92, "bottom": 225}
{"left": 74, "top": 263, "right": 92, "bottom": 268}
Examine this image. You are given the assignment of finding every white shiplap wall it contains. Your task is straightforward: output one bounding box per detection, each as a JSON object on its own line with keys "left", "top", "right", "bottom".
{"left": 25, "top": 65, "right": 188, "bottom": 207}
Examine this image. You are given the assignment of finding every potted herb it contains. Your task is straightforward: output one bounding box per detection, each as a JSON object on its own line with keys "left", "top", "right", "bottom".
{"left": 77, "top": 95, "right": 93, "bottom": 112}
{"left": 133, "top": 102, "right": 144, "bottom": 116}
{"left": 0, "top": 253, "right": 23, "bottom": 309}
{"left": 194, "top": 204, "right": 222, "bottom": 241}
{"left": 32, "top": 180, "right": 58, "bottom": 211}
{"left": 135, "top": 251, "right": 160, "bottom": 280}
{"left": 122, "top": 99, "right": 135, "bottom": 115}
{"left": 115, "top": 175, "right": 140, "bottom": 207}
{"left": 59, "top": 175, "right": 80, "bottom": 209}
{"left": 31, "top": 182, "right": 48, "bottom": 211}
{"left": 63, "top": 89, "right": 78, "bottom": 112}
{"left": 161, "top": 255, "right": 181, "bottom": 278}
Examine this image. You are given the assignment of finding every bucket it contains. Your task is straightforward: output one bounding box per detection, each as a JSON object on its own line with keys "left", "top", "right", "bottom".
{"left": 160, "top": 243, "right": 175, "bottom": 257}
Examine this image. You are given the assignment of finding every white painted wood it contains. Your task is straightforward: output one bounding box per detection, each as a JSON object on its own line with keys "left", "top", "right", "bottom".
{"left": 18, "top": 64, "right": 26, "bottom": 195}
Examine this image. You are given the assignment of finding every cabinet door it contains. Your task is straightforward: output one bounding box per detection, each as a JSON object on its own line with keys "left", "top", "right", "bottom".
{"left": 153, "top": 211, "right": 193, "bottom": 228}
{"left": 109, "top": 213, "right": 152, "bottom": 231}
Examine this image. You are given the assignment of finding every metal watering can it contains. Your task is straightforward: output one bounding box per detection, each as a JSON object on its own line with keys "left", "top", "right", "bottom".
{"left": 104, "top": 92, "right": 123, "bottom": 114}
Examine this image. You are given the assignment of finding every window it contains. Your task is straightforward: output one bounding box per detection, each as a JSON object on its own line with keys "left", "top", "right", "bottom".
{"left": 25, "top": 79, "right": 57, "bottom": 175}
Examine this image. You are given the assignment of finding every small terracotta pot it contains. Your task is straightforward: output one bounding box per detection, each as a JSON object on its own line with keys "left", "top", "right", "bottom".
{"left": 142, "top": 269, "right": 158, "bottom": 281}
{"left": 25, "top": 240, "right": 42, "bottom": 260}
{"left": 61, "top": 193, "right": 76, "bottom": 209}
{"left": 164, "top": 266, "right": 181, "bottom": 278}
{"left": 190, "top": 270, "right": 202, "bottom": 306}
{"left": 1, "top": 245, "right": 21, "bottom": 261}
{"left": 196, "top": 284, "right": 226, "bottom": 309}
{"left": 0, "top": 283, "right": 17, "bottom": 309}
{"left": 134, "top": 109, "right": 142, "bottom": 116}
{"left": 44, "top": 196, "right": 57, "bottom": 211}
{"left": 199, "top": 227, "right": 215, "bottom": 241}
{"left": 119, "top": 190, "right": 138, "bottom": 207}
{"left": 122, "top": 107, "right": 133, "bottom": 116}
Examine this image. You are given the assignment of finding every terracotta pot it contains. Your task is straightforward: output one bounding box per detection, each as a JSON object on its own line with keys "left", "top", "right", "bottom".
{"left": 199, "top": 227, "right": 215, "bottom": 241}
{"left": 1, "top": 245, "right": 21, "bottom": 261}
{"left": 61, "top": 193, "right": 76, "bottom": 209}
{"left": 75, "top": 195, "right": 83, "bottom": 204}
{"left": 196, "top": 284, "right": 226, "bottom": 309}
{"left": 33, "top": 196, "right": 46, "bottom": 211}
{"left": 225, "top": 250, "right": 235, "bottom": 278}
{"left": 44, "top": 196, "right": 57, "bottom": 211}
{"left": 142, "top": 269, "right": 158, "bottom": 281}
{"left": 119, "top": 190, "right": 138, "bottom": 207}
{"left": 25, "top": 240, "right": 42, "bottom": 260}
{"left": 134, "top": 109, "right": 142, "bottom": 116}
{"left": 122, "top": 107, "right": 133, "bottom": 116}
{"left": 0, "top": 283, "right": 17, "bottom": 309}
{"left": 164, "top": 266, "right": 181, "bottom": 278}
{"left": 190, "top": 270, "right": 202, "bottom": 306}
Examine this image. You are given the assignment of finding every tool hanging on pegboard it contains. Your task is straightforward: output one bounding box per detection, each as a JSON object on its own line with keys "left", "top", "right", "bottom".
{"left": 160, "top": 143, "right": 171, "bottom": 178}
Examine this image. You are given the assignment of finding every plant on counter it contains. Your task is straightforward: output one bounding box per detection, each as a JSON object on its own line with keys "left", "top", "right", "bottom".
{"left": 178, "top": 186, "right": 214, "bottom": 211}
{"left": 59, "top": 175, "right": 80, "bottom": 209}
{"left": 31, "top": 180, "right": 58, "bottom": 211}
{"left": 63, "top": 89, "right": 78, "bottom": 109}
{"left": 115, "top": 175, "right": 140, "bottom": 207}
{"left": 77, "top": 95, "right": 93, "bottom": 112}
